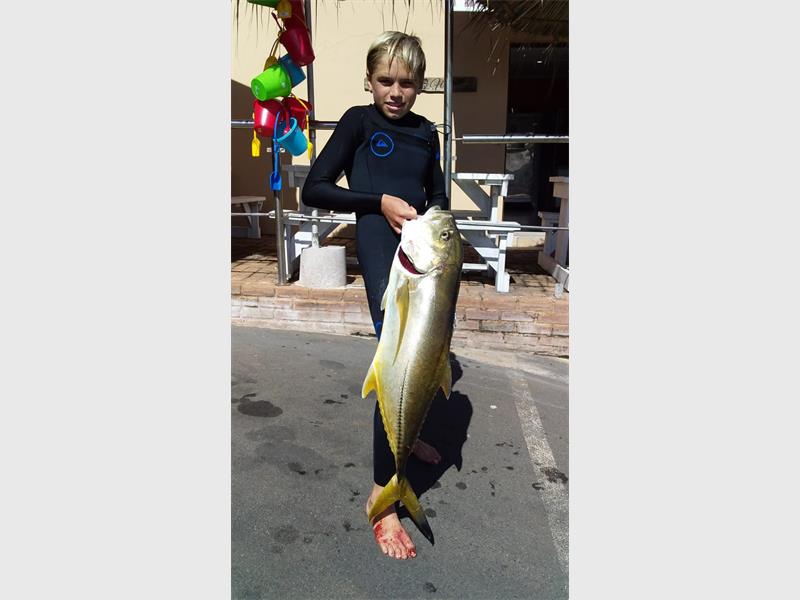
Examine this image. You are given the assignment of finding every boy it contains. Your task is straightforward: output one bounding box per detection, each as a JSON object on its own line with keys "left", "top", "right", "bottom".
{"left": 303, "top": 31, "right": 447, "bottom": 560}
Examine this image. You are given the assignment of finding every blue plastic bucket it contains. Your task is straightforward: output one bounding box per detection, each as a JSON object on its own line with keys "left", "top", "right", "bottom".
{"left": 274, "top": 116, "right": 308, "bottom": 156}
{"left": 278, "top": 54, "right": 306, "bottom": 87}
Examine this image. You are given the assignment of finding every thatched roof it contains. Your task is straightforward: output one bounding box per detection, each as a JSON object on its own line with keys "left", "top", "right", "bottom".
{"left": 467, "top": 0, "right": 568, "bottom": 40}
{"left": 234, "top": 1, "right": 568, "bottom": 40}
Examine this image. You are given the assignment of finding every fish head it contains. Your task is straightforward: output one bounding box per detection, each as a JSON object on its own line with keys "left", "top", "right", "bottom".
{"left": 398, "top": 206, "right": 463, "bottom": 276}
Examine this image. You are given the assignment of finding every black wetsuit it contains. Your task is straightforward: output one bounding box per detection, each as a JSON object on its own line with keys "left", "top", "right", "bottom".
{"left": 302, "top": 104, "right": 448, "bottom": 485}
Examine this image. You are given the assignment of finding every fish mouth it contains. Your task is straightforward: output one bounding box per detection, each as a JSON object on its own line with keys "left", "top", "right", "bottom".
{"left": 398, "top": 246, "right": 424, "bottom": 276}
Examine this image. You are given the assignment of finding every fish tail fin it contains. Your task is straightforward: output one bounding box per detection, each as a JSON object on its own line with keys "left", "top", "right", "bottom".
{"left": 398, "top": 476, "right": 435, "bottom": 545}
{"left": 367, "top": 474, "right": 435, "bottom": 546}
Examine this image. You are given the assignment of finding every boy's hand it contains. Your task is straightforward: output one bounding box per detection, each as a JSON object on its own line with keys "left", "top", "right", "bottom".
{"left": 381, "top": 194, "right": 417, "bottom": 234}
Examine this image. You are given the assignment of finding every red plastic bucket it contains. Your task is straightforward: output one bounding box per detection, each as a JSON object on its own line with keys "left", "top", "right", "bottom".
{"left": 253, "top": 99, "right": 289, "bottom": 137}
{"left": 282, "top": 96, "right": 312, "bottom": 131}
{"left": 280, "top": 22, "right": 315, "bottom": 66}
{"left": 287, "top": 0, "right": 305, "bottom": 21}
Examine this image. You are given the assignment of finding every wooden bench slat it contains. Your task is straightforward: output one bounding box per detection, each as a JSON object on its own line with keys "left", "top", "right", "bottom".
{"left": 231, "top": 196, "right": 265, "bottom": 204}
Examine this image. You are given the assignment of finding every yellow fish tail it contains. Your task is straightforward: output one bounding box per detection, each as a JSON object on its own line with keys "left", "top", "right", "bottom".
{"left": 367, "top": 473, "right": 435, "bottom": 545}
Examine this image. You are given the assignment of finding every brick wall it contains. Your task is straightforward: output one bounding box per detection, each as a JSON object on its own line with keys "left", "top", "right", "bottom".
{"left": 232, "top": 282, "right": 568, "bottom": 358}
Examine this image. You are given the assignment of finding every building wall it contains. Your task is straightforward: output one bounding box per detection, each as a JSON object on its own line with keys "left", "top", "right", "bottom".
{"left": 231, "top": 2, "right": 557, "bottom": 227}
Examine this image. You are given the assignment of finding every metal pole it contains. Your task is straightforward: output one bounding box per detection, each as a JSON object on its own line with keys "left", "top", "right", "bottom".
{"left": 303, "top": 0, "right": 320, "bottom": 247}
{"left": 274, "top": 188, "right": 288, "bottom": 285}
{"left": 303, "top": 0, "right": 317, "bottom": 163}
{"left": 443, "top": 0, "right": 453, "bottom": 202}
{"left": 232, "top": 119, "right": 337, "bottom": 130}
{"left": 231, "top": 212, "right": 569, "bottom": 232}
{"left": 459, "top": 134, "right": 570, "bottom": 144}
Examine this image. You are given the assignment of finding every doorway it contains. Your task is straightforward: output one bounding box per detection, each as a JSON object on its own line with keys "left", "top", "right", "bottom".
{"left": 505, "top": 43, "right": 569, "bottom": 225}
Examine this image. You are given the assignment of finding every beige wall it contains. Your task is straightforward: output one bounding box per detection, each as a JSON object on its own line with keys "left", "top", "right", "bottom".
{"left": 231, "top": 2, "right": 558, "bottom": 223}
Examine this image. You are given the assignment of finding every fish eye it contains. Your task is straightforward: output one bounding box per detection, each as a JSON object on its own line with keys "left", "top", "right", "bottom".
{"left": 440, "top": 230, "right": 452, "bottom": 241}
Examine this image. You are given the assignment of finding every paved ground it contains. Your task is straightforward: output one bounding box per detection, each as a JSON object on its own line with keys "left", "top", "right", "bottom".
{"left": 232, "top": 326, "right": 569, "bottom": 599}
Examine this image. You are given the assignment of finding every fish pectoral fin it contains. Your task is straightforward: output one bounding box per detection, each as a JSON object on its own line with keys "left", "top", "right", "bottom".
{"left": 438, "top": 350, "right": 452, "bottom": 399}
{"left": 361, "top": 361, "right": 380, "bottom": 400}
{"left": 393, "top": 280, "right": 410, "bottom": 362}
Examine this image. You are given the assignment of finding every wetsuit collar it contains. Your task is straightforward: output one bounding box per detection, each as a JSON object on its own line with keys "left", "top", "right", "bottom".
{"left": 370, "top": 103, "right": 417, "bottom": 127}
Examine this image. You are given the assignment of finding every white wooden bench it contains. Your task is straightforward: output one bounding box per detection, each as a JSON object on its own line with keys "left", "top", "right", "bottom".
{"left": 539, "top": 211, "right": 560, "bottom": 258}
{"left": 231, "top": 195, "right": 264, "bottom": 239}
{"left": 451, "top": 172, "right": 513, "bottom": 224}
{"left": 537, "top": 176, "right": 569, "bottom": 291}
{"left": 455, "top": 219, "right": 522, "bottom": 292}
{"left": 451, "top": 172, "right": 516, "bottom": 291}
{"left": 274, "top": 210, "right": 522, "bottom": 293}
{"left": 274, "top": 167, "right": 520, "bottom": 292}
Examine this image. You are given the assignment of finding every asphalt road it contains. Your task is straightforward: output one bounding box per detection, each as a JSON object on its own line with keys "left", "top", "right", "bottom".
{"left": 232, "top": 326, "right": 569, "bottom": 600}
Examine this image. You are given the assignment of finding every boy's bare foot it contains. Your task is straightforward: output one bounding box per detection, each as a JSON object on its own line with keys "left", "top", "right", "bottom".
{"left": 366, "top": 484, "right": 417, "bottom": 560}
{"left": 412, "top": 439, "right": 441, "bottom": 465}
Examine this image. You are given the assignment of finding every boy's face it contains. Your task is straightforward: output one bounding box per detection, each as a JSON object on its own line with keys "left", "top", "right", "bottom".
{"left": 367, "top": 56, "right": 419, "bottom": 120}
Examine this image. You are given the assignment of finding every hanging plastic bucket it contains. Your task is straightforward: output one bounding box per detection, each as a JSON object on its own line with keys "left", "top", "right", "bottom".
{"left": 286, "top": 0, "right": 305, "bottom": 22}
{"left": 274, "top": 116, "right": 308, "bottom": 156}
{"left": 280, "top": 23, "right": 315, "bottom": 66}
{"left": 253, "top": 99, "right": 290, "bottom": 137}
{"left": 279, "top": 0, "right": 306, "bottom": 31}
{"left": 282, "top": 96, "right": 312, "bottom": 131}
{"left": 278, "top": 54, "right": 306, "bottom": 87}
{"left": 251, "top": 63, "right": 292, "bottom": 101}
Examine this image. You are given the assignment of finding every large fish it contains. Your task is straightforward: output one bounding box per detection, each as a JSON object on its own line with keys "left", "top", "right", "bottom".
{"left": 362, "top": 206, "right": 464, "bottom": 545}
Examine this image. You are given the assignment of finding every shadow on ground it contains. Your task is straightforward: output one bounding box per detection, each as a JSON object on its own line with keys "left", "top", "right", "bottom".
{"left": 396, "top": 354, "right": 473, "bottom": 534}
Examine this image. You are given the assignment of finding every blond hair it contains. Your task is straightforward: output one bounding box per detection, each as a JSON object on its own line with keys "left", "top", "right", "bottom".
{"left": 366, "top": 31, "right": 426, "bottom": 88}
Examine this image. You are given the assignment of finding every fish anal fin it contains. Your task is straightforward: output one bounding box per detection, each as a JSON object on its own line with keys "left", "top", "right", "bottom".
{"left": 362, "top": 361, "right": 380, "bottom": 400}
{"left": 363, "top": 362, "right": 397, "bottom": 455}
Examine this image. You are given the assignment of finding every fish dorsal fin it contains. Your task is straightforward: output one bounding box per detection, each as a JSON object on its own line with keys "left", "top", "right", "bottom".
{"left": 393, "top": 279, "right": 410, "bottom": 363}
{"left": 438, "top": 349, "right": 452, "bottom": 399}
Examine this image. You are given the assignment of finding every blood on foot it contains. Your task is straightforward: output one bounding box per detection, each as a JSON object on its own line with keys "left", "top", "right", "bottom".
{"left": 373, "top": 520, "right": 416, "bottom": 558}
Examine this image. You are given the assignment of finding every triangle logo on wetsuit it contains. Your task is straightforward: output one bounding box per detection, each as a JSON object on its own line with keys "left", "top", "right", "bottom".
{"left": 370, "top": 132, "right": 395, "bottom": 157}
